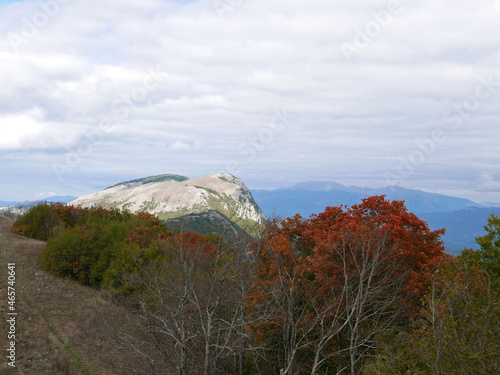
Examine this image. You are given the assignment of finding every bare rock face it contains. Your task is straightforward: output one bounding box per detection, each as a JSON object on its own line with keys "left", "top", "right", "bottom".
{"left": 68, "top": 173, "right": 267, "bottom": 226}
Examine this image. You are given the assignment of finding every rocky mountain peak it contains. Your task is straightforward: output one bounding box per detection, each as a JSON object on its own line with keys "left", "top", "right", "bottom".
{"left": 69, "top": 174, "right": 267, "bottom": 227}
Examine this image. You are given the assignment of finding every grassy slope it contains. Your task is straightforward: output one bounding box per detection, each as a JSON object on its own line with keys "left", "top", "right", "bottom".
{"left": 0, "top": 217, "right": 145, "bottom": 375}
{"left": 106, "top": 174, "right": 189, "bottom": 189}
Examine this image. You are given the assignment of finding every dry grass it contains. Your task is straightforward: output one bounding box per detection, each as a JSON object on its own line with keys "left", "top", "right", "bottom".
{"left": 0, "top": 216, "right": 152, "bottom": 374}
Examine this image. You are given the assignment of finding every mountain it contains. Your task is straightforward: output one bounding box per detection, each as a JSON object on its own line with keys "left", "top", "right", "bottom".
{"left": 69, "top": 173, "right": 267, "bottom": 230}
{"left": 0, "top": 195, "right": 79, "bottom": 219}
{"left": 419, "top": 207, "right": 499, "bottom": 254}
{"left": 479, "top": 201, "right": 500, "bottom": 208}
{"left": 0, "top": 195, "right": 77, "bottom": 209}
{"left": 0, "top": 200, "right": 18, "bottom": 208}
{"left": 252, "top": 182, "right": 478, "bottom": 218}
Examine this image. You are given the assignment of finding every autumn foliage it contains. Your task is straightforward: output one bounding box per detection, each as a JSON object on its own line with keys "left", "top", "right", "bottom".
{"left": 307, "top": 196, "right": 445, "bottom": 306}
{"left": 13, "top": 197, "right": 499, "bottom": 374}
{"left": 247, "top": 196, "right": 446, "bottom": 374}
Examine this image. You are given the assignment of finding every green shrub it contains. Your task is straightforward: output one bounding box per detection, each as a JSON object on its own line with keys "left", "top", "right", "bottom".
{"left": 35, "top": 206, "right": 171, "bottom": 289}
{"left": 12, "top": 202, "right": 58, "bottom": 240}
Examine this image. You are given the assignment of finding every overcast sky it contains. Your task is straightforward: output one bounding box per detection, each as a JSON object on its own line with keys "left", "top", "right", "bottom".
{"left": 0, "top": 0, "right": 499, "bottom": 203}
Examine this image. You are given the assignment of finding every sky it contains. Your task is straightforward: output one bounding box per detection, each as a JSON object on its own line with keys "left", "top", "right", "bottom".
{"left": 0, "top": 0, "right": 499, "bottom": 203}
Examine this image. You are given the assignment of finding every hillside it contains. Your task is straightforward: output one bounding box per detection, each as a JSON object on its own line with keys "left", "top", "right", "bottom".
{"left": 165, "top": 210, "right": 246, "bottom": 237}
{"left": 0, "top": 216, "right": 153, "bottom": 374}
{"left": 2, "top": 198, "right": 498, "bottom": 374}
{"left": 69, "top": 173, "right": 267, "bottom": 230}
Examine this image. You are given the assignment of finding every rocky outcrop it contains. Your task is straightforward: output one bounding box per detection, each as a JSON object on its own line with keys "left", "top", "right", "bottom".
{"left": 68, "top": 173, "right": 267, "bottom": 226}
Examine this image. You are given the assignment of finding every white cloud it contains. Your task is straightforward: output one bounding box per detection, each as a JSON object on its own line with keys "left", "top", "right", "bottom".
{"left": 0, "top": 0, "right": 499, "bottom": 201}
{"left": 0, "top": 107, "right": 44, "bottom": 150}
{"left": 35, "top": 191, "right": 59, "bottom": 198}
{"left": 0, "top": 106, "right": 87, "bottom": 151}
{"left": 477, "top": 172, "right": 500, "bottom": 193}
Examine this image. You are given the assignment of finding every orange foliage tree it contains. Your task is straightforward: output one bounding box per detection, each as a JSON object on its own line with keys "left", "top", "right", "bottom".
{"left": 248, "top": 196, "right": 445, "bottom": 374}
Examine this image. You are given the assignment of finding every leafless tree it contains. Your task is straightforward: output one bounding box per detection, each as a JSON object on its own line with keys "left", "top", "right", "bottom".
{"left": 108, "top": 231, "right": 254, "bottom": 375}
{"left": 328, "top": 229, "right": 410, "bottom": 375}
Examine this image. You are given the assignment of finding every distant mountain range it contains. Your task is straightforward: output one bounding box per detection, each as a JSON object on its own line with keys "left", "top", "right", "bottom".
{"left": 0, "top": 201, "right": 17, "bottom": 208}
{"left": 419, "top": 207, "right": 499, "bottom": 252}
{"left": 252, "top": 182, "right": 499, "bottom": 254}
{"left": 0, "top": 195, "right": 79, "bottom": 221}
{"left": 0, "top": 195, "right": 77, "bottom": 209}
{"left": 252, "top": 182, "right": 479, "bottom": 217}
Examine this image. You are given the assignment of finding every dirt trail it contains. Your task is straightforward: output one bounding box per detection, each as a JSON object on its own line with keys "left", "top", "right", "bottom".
{"left": 0, "top": 216, "right": 126, "bottom": 374}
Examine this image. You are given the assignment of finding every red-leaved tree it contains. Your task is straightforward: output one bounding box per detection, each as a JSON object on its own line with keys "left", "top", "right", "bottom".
{"left": 248, "top": 196, "right": 445, "bottom": 374}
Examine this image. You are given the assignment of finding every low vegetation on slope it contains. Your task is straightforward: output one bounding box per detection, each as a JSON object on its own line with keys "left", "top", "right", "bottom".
{"left": 106, "top": 173, "right": 189, "bottom": 189}
{"left": 10, "top": 199, "right": 500, "bottom": 374}
{"left": 12, "top": 203, "right": 234, "bottom": 291}
{"left": 0, "top": 216, "right": 138, "bottom": 374}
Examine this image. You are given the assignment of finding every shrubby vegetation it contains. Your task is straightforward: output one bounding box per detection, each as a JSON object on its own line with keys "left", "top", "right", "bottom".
{"left": 12, "top": 202, "right": 63, "bottom": 240}
{"left": 12, "top": 198, "right": 500, "bottom": 374}
{"left": 13, "top": 203, "right": 169, "bottom": 288}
